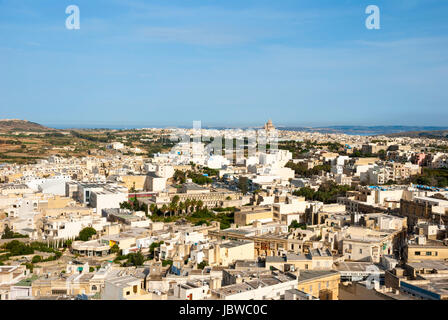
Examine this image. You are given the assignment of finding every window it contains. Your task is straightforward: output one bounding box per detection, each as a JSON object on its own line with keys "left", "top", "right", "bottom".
{"left": 133, "top": 285, "right": 138, "bottom": 294}
{"left": 126, "top": 291, "right": 130, "bottom": 296}
{"left": 305, "top": 264, "right": 308, "bottom": 270}
{"left": 359, "top": 249, "right": 363, "bottom": 254}
{"left": 52, "top": 290, "right": 67, "bottom": 295}
{"left": 326, "top": 281, "right": 329, "bottom": 288}
{"left": 426, "top": 252, "right": 432, "bottom": 256}
{"left": 415, "top": 251, "right": 421, "bottom": 256}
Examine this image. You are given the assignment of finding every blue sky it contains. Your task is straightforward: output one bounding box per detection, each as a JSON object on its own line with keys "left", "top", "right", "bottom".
{"left": 0, "top": 0, "right": 447, "bottom": 128}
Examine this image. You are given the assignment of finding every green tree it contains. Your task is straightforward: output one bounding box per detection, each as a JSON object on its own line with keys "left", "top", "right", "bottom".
{"left": 174, "top": 170, "right": 187, "bottom": 184}
{"left": 110, "top": 244, "right": 120, "bottom": 255}
{"left": 1, "top": 226, "right": 27, "bottom": 239}
{"left": 289, "top": 220, "right": 306, "bottom": 231}
{"left": 237, "top": 176, "right": 249, "bottom": 194}
{"left": 149, "top": 204, "right": 157, "bottom": 215}
{"left": 178, "top": 201, "right": 185, "bottom": 216}
{"left": 119, "top": 201, "right": 132, "bottom": 210}
{"left": 162, "top": 259, "right": 173, "bottom": 267}
{"left": 184, "top": 199, "right": 191, "bottom": 215}
{"left": 1, "top": 225, "right": 14, "bottom": 239}
{"left": 196, "top": 200, "right": 204, "bottom": 212}
{"left": 32, "top": 255, "right": 42, "bottom": 263}
{"left": 172, "top": 195, "right": 180, "bottom": 205}
{"left": 169, "top": 202, "right": 177, "bottom": 217}
{"left": 127, "top": 251, "right": 144, "bottom": 266}
{"left": 189, "top": 200, "right": 197, "bottom": 214}
{"left": 161, "top": 204, "right": 168, "bottom": 218}
{"left": 293, "top": 187, "right": 315, "bottom": 200}
{"left": 149, "top": 241, "right": 163, "bottom": 254}
{"left": 78, "top": 227, "right": 97, "bottom": 241}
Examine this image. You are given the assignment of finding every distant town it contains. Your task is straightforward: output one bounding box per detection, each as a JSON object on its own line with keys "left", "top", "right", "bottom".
{"left": 1, "top": 118, "right": 448, "bottom": 300}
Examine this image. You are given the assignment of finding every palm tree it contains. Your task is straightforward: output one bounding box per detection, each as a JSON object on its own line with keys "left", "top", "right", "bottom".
{"left": 169, "top": 203, "right": 177, "bottom": 217}
{"left": 161, "top": 204, "right": 168, "bottom": 218}
{"left": 178, "top": 202, "right": 185, "bottom": 216}
{"left": 149, "top": 204, "right": 157, "bottom": 216}
{"left": 197, "top": 200, "right": 204, "bottom": 212}
{"left": 184, "top": 199, "right": 191, "bottom": 215}
{"left": 190, "top": 199, "right": 197, "bottom": 214}
{"left": 170, "top": 196, "right": 180, "bottom": 216}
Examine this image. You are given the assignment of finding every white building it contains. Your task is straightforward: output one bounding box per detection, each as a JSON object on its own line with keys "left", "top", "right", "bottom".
{"left": 90, "top": 186, "right": 129, "bottom": 214}
{"left": 156, "top": 165, "right": 175, "bottom": 179}
{"left": 42, "top": 214, "right": 109, "bottom": 240}
{"left": 214, "top": 271, "right": 297, "bottom": 300}
{"left": 206, "top": 155, "right": 230, "bottom": 169}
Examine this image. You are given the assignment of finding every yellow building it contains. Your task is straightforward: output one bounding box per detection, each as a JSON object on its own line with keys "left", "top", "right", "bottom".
{"left": 354, "top": 157, "right": 380, "bottom": 166}
{"left": 406, "top": 244, "right": 448, "bottom": 262}
{"left": 205, "top": 240, "right": 255, "bottom": 267}
{"left": 120, "top": 175, "right": 147, "bottom": 191}
{"left": 234, "top": 206, "right": 273, "bottom": 226}
{"left": 101, "top": 275, "right": 164, "bottom": 300}
{"left": 40, "top": 196, "right": 75, "bottom": 210}
{"left": 32, "top": 274, "right": 102, "bottom": 297}
{"left": 296, "top": 270, "right": 340, "bottom": 300}
{"left": 265, "top": 249, "right": 334, "bottom": 272}
{"left": 40, "top": 206, "right": 93, "bottom": 217}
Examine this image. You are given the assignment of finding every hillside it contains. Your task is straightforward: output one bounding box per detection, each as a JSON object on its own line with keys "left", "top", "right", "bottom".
{"left": 280, "top": 126, "right": 448, "bottom": 136}
{"left": 0, "top": 119, "right": 54, "bottom": 132}
{"left": 384, "top": 130, "right": 448, "bottom": 139}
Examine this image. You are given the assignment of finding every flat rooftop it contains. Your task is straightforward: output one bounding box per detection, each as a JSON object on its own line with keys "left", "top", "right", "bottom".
{"left": 403, "top": 277, "right": 448, "bottom": 298}
{"left": 334, "top": 261, "right": 384, "bottom": 273}
{"left": 220, "top": 240, "right": 253, "bottom": 249}
{"left": 407, "top": 260, "right": 448, "bottom": 271}
{"left": 297, "top": 270, "right": 339, "bottom": 283}
{"left": 216, "top": 273, "right": 296, "bottom": 297}
{"left": 309, "top": 248, "right": 332, "bottom": 257}
{"left": 105, "top": 275, "right": 140, "bottom": 288}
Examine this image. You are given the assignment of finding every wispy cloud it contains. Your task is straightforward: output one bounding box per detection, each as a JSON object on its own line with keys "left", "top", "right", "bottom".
{"left": 355, "top": 36, "right": 448, "bottom": 48}
{"left": 135, "top": 26, "right": 249, "bottom": 46}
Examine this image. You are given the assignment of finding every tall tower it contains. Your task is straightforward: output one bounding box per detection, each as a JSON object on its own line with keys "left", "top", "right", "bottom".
{"left": 264, "top": 119, "right": 275, "bottom": 132}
